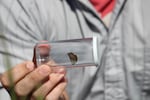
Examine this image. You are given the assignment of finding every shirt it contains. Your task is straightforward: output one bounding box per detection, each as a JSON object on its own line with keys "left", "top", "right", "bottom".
{"left": 1, "top": 0, "right": 150, "bottom": 100}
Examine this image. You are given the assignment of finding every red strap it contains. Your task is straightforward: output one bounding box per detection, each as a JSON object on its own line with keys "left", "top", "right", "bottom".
{"left": 90, "top": 0, "right": 116, "bottom": 18}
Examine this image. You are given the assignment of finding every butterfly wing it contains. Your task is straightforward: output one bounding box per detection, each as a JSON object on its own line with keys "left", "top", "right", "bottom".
{"left": 68, "top": 52, "right": 78, "bottom": 65}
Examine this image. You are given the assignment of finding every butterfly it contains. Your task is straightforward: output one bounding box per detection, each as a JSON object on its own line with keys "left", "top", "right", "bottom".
{"left": 67, "top": 52, "right": 78, "bottom": 65}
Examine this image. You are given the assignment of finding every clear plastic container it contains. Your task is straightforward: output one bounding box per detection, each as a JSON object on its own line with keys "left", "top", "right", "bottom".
{"left": 34, "top": 36, "right": 100, "bottom": 68}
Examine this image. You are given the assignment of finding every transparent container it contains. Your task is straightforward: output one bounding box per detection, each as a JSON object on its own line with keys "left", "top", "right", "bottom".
{"left": 34, "top": 37, "right": 100, "bottom": 68}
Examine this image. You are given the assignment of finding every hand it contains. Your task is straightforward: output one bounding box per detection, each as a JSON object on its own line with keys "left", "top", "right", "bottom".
{"left": 0, "top": 61, "right": 68, "bottom": 100}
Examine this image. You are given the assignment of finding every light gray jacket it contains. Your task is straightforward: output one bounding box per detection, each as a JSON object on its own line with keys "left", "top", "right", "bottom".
{"left": 0, "top": 0, "right": 150, "bottom": 100}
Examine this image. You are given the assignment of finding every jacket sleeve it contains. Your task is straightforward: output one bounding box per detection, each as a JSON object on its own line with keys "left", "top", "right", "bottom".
{"left": 0, "top": 0, "right": 49, "bottom": 73}
{"left": 133, "top": 0, "right": 150, "bottom": 93}
{"left": 0, "top": 0, "right": 49, "bottom": 99}
{"left": 141, "top": 0, "right": 150, "bottom": 92}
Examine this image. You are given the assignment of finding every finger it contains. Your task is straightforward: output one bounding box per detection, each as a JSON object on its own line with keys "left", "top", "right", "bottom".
{"left": 46, "top": 79, "right": 67, "bottom": 100}
{"left": 31, "top": 73, "right": 65, "bottom": 99}
{"left": 62, "top": 91, "right": 69, "bottom": 100}
{"left": 14, "top": 65, "right": 51, "bottom": 96}
{"left": 52, "top": 67, "right": 67, "bottom": 74}
{"left": 46, "top": 60, "right": 67, "bottom": 74}
{"left": 46, "top": 59, "right": 56, "bottom": 66}
{"left": 0, "top": 61, "right": 35, "bottom": 88}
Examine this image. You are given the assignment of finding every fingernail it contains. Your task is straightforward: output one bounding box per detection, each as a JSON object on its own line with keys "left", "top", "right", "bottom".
{"left": 38, "top": 65, "right": 50, "bottom": 76}
{"left": 54, "top": 68, "right": 66, "bottom": 74}
{"left": 26, "top": 62, "right": 34, "bottom": 71}
{"left": 54, "top": 74, "right": 65, "bottom": 82}
{"left": 58, "top": 74, "right": 65, "bottom": 79}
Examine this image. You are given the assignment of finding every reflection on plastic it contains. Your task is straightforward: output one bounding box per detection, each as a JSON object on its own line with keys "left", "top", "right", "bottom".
{"left": 35, "top": 37, "right": 100, "bottom": 68}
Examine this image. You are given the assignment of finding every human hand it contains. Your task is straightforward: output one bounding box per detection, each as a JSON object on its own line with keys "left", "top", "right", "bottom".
{"left": 0, "top": 61, "right": 68, "bottom": 100}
